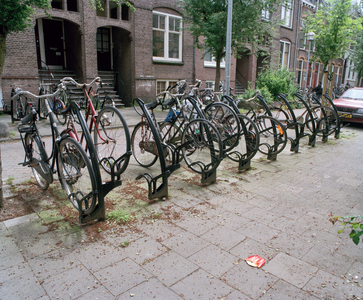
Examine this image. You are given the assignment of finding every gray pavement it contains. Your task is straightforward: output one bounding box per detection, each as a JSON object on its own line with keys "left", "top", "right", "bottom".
{"left": 0, "top": 108, "right": 363, "bottom": 299}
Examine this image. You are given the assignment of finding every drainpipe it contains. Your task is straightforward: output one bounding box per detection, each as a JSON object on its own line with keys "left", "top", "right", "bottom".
{"left": 293, "top": 0, "right": 302, "bottom": 72}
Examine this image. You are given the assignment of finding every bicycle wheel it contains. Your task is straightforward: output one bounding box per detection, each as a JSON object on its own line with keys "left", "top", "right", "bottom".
{"left": 24, "top": 133, "right": 49, "bottom": 190}
{"left": 94, "top": 106, "right": 131, "bottom": 175}
{"left": 256, "top": 115, "right": 287, "bottom": 155}
{"left": 131, "top": 122, "right": 158, "bottom": 167}
{"left": 57, "top": 137, "right": 97, "bottom": 215}
{"left": 39, "top": 98, "right": 48, "bottom": 118}
{"left": 227, "top": 114, "right": 260, "bottom": 162}
{"left": 204, "top": 103, "right": 241, "bottom": 153}
{"left": 53, "top": 98, "right": 67, "bottom": 125}
{"left": 103, "top": 95, "right": 114, "bottom": 107}
{"left": 159, "top": 121, "right": 183, "bottom": 162}
{"left": 181, "top": 119, "right": 223, "bottom": 174}
{"left": 305, "top": 106, "right": 338, "bottom": 136}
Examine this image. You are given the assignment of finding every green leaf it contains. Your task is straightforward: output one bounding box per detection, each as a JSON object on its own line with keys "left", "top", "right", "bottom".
{"left": 337, "top": 229, "right": 344, "bottom": 234}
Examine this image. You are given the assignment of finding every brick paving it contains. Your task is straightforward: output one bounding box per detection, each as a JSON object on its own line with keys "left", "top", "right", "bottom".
{"left": 0, "top": 111, "right": 363, "bottom": 299}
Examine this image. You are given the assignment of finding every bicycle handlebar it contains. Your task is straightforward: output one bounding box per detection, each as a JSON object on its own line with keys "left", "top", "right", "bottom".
{"left": 60, "top": 77, "right": 101, "bottom": 89}
{"left": 11, "top": 83, "right": 66, "bottom": 100}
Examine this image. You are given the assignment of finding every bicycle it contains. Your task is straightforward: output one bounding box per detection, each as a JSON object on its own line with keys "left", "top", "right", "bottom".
{"left": 59, "top": 77, "right": 131, "bottom": 176}
{"left": 10, "top": 84, "right": 31, "bottom": 119}
{"left": 88, "top": 82, "right": 116, "bottom": 110}
{"left": 14, "top": 84, "right": 101, "bottom": 215}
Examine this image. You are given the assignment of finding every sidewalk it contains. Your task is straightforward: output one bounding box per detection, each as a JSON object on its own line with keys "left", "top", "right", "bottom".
{"left": 0, "top": 112, "right": 362, "bottom": 299}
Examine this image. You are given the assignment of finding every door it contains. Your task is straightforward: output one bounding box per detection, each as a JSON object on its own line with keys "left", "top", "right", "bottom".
{"left": 97, "top": 28, "right": 111, "bottom": 71}
{"left": 43, "top": 19, "right": 64, "bottom": 68}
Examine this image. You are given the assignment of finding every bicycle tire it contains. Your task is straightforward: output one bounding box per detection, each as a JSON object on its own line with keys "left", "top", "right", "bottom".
{"left": 159, "top": 121, "right": 183, "bottom": 163}
{"left": 39, "top": 98, "right": 48, "bottom": 118}
{"left": 227, "top": 114, "right": 260, "bottom": 162}
{"left": 57, "top": 137, "right": 98, "bottom": 215}
{"left": 103, "top": 95, "right": 114, "bottom": 107}
{"left": 181, "top": 119, "right": 223, "bottom": 174}
{"left": 131, "top": 122, "right": 158, "bottom": 168}
{"left": 305, "top": 106, "right": 339, "bottom": 136}
{"left": 132, "top": 98, "right": 144, "bottom": 116}
{"left": 24, "top": 133, "right": 49, "bottom": 190}
{"left": 256, "top": 115, "right": 287, "bottom": 156}
{"left": 53, "top": 98, "right": 67, "bottom": 125}
{"left": 204, "top": 103, "right": 241, "bottom": 153}
{"left": 94, "top": 106, "right": 131, "bottom": 175}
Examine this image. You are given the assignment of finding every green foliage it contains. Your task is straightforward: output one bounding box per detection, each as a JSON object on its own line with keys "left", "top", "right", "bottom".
{"left": 329, "top": 214, "right": 363, "bottom": 245}
{"left": 89, "top": 0, "right": 135, "bottom": 12}
{"left": 350, "top": 29, "right": 363, "bottom": 84}
{"left": 304, "top": 0, "right": 362, "bottom": 68}
{"left": 179, "top": 0, "right": 283, "bottom": 89}
{"left": 242, "top": 82, "right": 273, "bottom": 104}
{"left": 0, "top": 0, "right": 51, "bottom": 35}
{"left": 256, "top": 67, "right": 296, "bottom": 101}
{"left": 107, "top": 209, "right": 132, "bottom": 223}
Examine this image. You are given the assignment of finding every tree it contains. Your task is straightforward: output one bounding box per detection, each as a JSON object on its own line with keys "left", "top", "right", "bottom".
{"left": 179, "top": 0, "right": 283, "bottom": 91}
{"left": 304, "top": 0, "right": 362, "bottom": 95}
{"left": 349, "top": 29, "right": 363, "bottom": 86}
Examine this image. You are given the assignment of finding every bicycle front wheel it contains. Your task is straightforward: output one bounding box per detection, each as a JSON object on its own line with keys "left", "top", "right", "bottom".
{"left": 57, "top": 137, "right": 98, "bottom": 215}
{"left": 39, "top": 98, "right": 48, "bottom": 118}
{"left": 25, "top": 133, "right": 49, "bottom": 190}
{"left": 53, "top": 98, "right": 67, "bottom": 125}
{"left": 94, "top": 106, "right": 131, "bottom": 175}
{"left": 256, "top": 115, "right": 287, "bottom": 155}
{"left": 131, "top": 122, "right": 159, "bottom": 168}
{"left": 181, "top": 119, "right": 223, "bottom": 174}
{"left": 227, "top": 114, "right": 260, "bottom": 162}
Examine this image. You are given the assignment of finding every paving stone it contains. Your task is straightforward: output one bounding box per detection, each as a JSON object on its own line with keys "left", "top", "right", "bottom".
{"left": 42, "top": 264, "right": 98, "bottom": 299}
{"left": 170, "top": 268, "right": 233, "bottom": 300}
{"left": 188, "top": 244, "right": 237, "bottom": 277}
{"left": 3, "top": 213, "right": 39, "bottom": 228}
{"left": 175, "top": 215, "right": 218, "bottom": 236}
{"left": 94, "top": 258, "right": 152, "bottom": 296}
{"left": 0, "top": 261, "right": 32, "bottom": 283}
{"left": 263, "top": 253, "right": 318, "bottom": 288}
{"left": 236, "top": 220, "right": 281, "bottom": 244}
{"left": 0, "top": 271, "right": 46, "bottom": 299}
{"left": 0, "top": 251, "right": 25, "bottom": 271}
{"left": 346, "top": 261, "right": 363, "bottom": 281}
{"left": 101, "top": 227, "right": 145, "bottom": 247}
{"left": 209, "top": 210, "right": 251, "bottom": 230}
{"left": 142, "top": 250, "right": 198, "bottom": 286}
{"left": 229, "top": 237, "right": 278, "bottom": 261}
{"left": 27, "top": 250, "right": 80, "bottom": 281}
{"left": 301, "top": 244, "right": 355, "bottom": 277}
{"left": 135, "top": 219, "right": 184, "bottom": 242}
{"left": 297, "top": 212, "right": 335, "bottom": 231}
{"left": 201, "top": 225, "right": 246, "bottom": 251}
{"left": 0, "top": 234, "right": 21, "bottom": 259}
{"left": 117, "top": 277, "right": 182, "bottom": 299}
{"left": 224, "top": 289, "right": 252, "bottom": 300}
{"left": 303, "top": 269, "right": 363, "bottom": 299}
{"left": 259, "top": 279, "right": 319, "bottom": 299}
{"left": 73, "top": 242, "right": 125, "bottom": 273}
{"left": 0, "top": 222, "right": 6, "bottom": 233}
{"left": 122, "top": 236, "right": 168, "bottom": 264}
{"left": 161, "top": 231, "right": 209, "bottom": 258}
{"left": 221, "top": 261, "right": 279, "bottom": 299}
{"left": 77, "top": 286, "right": 116, "bottom": 299}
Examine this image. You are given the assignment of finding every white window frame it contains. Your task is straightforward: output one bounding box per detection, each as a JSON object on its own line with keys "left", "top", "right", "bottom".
{"left": 204, "top": 48, "right": 225, "bottom": 68}
{"left": 347, "top": 59, "right": 356, "bottom": 81}
{"left": 153, "top": 11, "right": 182, "bottom": 63}
{"left": 281, "top": 0, "right": 293, "bottom": 28}
{"left": 300, "top": 20, "right": 306, "bottom": 49}
{"left": 262, "top": 5, "right": 270, "bottom": 20}
{"left": 280, "top": 40, "right": 291, "bottom": 69}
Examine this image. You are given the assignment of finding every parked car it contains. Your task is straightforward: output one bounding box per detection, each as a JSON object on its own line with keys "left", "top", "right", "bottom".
{"left": 333, "top": 87, "right": 363, "bottom": 123}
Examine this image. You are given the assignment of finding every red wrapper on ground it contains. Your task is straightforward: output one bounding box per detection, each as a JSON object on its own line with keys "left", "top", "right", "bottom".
{"left": 245, "top": 255, "right": 266, "bottom": 268}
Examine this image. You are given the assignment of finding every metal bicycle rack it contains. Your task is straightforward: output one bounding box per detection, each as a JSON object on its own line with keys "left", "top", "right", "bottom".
{"left": 69, "top": 102, "right": 125, "bottom": 224}
{"left": 322, "top": 93, "right": 342, "bottom": 139}
{"left": 220, "top": 95, "right": 257, "bottom": 172}
{"left": 277, "top": 93, "right": 314, "bottom": 152}
{"left": 133, "top": 98, "right": 181, "bottom": 200}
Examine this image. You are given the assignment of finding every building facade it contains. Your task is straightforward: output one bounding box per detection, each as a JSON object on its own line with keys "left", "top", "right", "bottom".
{"left": 1, "top": 0, "right": 351, "bottom": 106}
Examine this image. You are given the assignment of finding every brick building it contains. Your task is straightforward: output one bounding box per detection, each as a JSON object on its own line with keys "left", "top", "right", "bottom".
{"left": 0, "top": 0, "right": 351, "bottom": 106}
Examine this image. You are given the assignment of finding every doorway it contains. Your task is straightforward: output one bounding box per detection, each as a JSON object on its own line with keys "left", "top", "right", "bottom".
{"left": 97, "top": 27, "right": 112, "bottom": 71}
{"left": 42, "top": 19, "right": 65, "bottom": 68}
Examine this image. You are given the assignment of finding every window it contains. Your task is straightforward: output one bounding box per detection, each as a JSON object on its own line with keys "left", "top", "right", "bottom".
{"left": 347, "top": 60, "right": 356, "bottom": 81}
{"left": 67, "top": 0, "right": 77, "bottom": 12}
{"left": 121, "top": 4, "right": 129, "bottom": 20}
{"left": 97, "top": 0, "right": 106, "bottom": 17}
{"left": 51, "top": 0, "right": 62, "bottom": 9}
{"left": 109, "top": 1, "right": 118, "bottom": 19}
{"left": 153, "top": 12, "right": 182, "bottom": 62}
{"left": 204, "top": 48, "right": 225, "bottom": 68}
{"left": 300, "top": 21, "right": 306, "bottom": 49}
{"left": 297, "top": 60, "right": 303, "bottom": 87}
{"left": 262, "top": 6, "right": 270, "bottom": 20}
{"left": 279, "top": 41, "right": 291, "bottom": 68}
{"left": 281, "top": 0, "right": 293, "bottom": 28}
{"left": 157, "top": 80, "right": 178, "bottom": 95}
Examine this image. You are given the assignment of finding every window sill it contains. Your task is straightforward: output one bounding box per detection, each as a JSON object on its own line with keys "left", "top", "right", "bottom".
{"left": 281, "top": 25, "right": 293, "bottom": 30}
{"left": 204, "top": 64, "right": 225, "bottom": 69}
{"left": 153, "top": 60, "right": 184, "bottom": 65}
